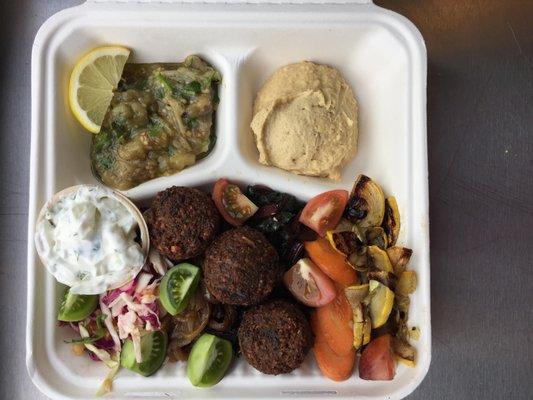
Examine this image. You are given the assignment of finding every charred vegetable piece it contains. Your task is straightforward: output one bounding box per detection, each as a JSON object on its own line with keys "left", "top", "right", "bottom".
{"left": 326, "top": 230, "right": 362, "bottom": 256}
{"left": 344, "top": 284, "right": 370, "bottom": 308}
{"left": 396, "top": 270, "right": 418, "bottom": 296}
{"left": 170, "top": 284, "right": 211, "bottom": 347}
{"left": 368, "top": 270, "right": 398, "bottom": 291}
{"left": 392, "top": 336, "right": 416, "bottom": 367}
{"left": 167, "top": 340, "right": 191, "bottom": 362}
{"left": 382, "top": 196, "right": 400, "bottom": 246}
{"left": 121, "top": 331, "right": 167, "bottom": 377}
{"left": 344, "top": 284, "right": 371, "bottom": 350}
{"left": 368, "top": 280, "right": 395, "bottom": 329}
{"left": 362, "top": 315, "right": 372, "bottom": 345}
{"left": 347, "top": 246, "right": 368, "bottom": 270}
{"left": 396, "top": 293, "right": 411, "bottom": 311}
{"left": 57, "top": 289, "right": 98, "bottom": 322}
{"left": 359, "top": 334, "right": 395, "bottom": 381}
{"left": 386, "top": 246, "right": 413, "bottom": 275}
{"left": 365, "top": 227, "right": 388, "bottom": 250}
{"left": 283, "top": 258, "right": 337, "bottom": 307}
{"left": 212, "top": 179, "right": 258, "bottom": 226}
{"left": 187, "top": 333, "right": 233, "bottom": 387}
{"left": 208, "top": 303, "right": 237, "bottom": 332}
{"left": 352, "top": 303, "right": 365, "bottom": 350}
{"left": 367, "top": 245, "right": 394, "bottom": 273}
{"left": 159, "top": 263, "right": 201, "bottom": 315}
{"left": 344, "top": 175, "right": 385, "bottom": 228}
{"left": 299, "top": 190, "right": 349, "bottom": 236}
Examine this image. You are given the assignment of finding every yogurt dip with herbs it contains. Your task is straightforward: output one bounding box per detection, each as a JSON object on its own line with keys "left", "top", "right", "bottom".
{"left": 34, "top": 185, "right": 145, "bottom": 294}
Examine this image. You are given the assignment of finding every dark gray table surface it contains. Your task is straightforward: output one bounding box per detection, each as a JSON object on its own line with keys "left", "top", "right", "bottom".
{"left": 1, "top": 1, "right": 531, "bottom": 399}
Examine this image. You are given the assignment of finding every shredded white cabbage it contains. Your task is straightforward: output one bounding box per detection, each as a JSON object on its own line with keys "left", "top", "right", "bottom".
{"left": 135, "top": 273, "right": 153, "bottom": 294}
{"left": 99, "top": 296, "right": 121, "bottom": 352}
{"left": 117, "top": 310, "right": 143, "bottom": 363}
{"left": 78, "top": 324, "right": 117, "bottom": 369}
{"left": 148, "top": 248, "right": 172, "bottom": 276}
{"left": 95, "top": 353, "right": 121, "bottom": 397}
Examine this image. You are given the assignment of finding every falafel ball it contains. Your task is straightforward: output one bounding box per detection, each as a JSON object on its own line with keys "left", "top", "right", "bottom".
{"left": 145, "top": 186, "right": 220, "bottom": 261}
{"left": 238, "top": 300, "right": 313, "bottom": 375}
{"left": 203, "top": 226, "right": 280, "bottom": 306}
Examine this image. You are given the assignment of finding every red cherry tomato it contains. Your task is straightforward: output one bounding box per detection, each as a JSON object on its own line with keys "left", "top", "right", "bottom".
{"left": 283, "top": 258, "right": 337, "bottom": 307}
{"left": 359, "top": 334, "right": 396, "bottom": 381}
{"left": 299, "top": 190, "right": 349, "bottom": 236}
{"left": 212, "top": 179, "right": 258, "bottom": 226}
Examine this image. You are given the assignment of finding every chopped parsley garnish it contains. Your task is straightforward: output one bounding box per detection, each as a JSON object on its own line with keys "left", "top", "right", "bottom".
{"left": 147, "top": 118, "right": 163, "bottom": 137}
{"left": 64, "top": 314, "right": 107, "bottom": 344}
{"left": 182, "top": 113, "right": 198, "bottom": 130}
{"left": 183, "top": 80, "right": 202, "bottom": 94}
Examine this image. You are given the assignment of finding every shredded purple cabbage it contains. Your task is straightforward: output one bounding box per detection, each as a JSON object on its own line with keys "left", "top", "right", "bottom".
{"left": 93, "top": 337, "right": 116, "bottom": 351}
{"left": 101, "top": 278, "right": 137, "bottom": 306}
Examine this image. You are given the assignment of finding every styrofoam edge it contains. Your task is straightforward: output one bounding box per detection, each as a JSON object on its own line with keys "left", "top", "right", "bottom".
{"left": 345, "top": 5, "right": 431, "bottom": 400}
{"left": 87, "top": 0, "right": 373, "bottom": 4}
{"left": 27, "top": 5, "right": 82, "bottom": 400}
{"left": 27, "top": 2, "right": 430, "bottom": 400}
{"left": 391, "top": 6, "right": 431, "bottom": 399}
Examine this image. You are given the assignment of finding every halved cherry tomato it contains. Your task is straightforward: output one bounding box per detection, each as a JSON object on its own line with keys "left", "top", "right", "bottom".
{"left": 299, "top": 190, "right": 349, "bottom": 236}
{"left": 312, "top": 289, "right": 354, "bottom": 356}
{"left": 283, "top": 258, "right": 336, "bottom": 307}
{"left": 304, "top": 238, "right": 358, "bottom": 286}
{"left": 212, "top": 179, "right": 258, "bottom": 226}
{"left": 359, "top": 334, "right": 396, "bottom": 381}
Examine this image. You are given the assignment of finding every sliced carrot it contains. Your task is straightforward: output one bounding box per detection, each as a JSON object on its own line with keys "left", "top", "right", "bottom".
{"left": 311, "top": 290, "right": 354, "bottom": 356}
{"left": 314, "top": 335, "right": 356, "bottom": 381}
{"left": 305, "top": 238, "right": 358, "bottom": 286}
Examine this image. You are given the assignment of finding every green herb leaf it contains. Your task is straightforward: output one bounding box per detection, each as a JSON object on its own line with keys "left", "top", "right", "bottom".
{"left": 64, "top": 315, "right": 107, "bottom": 345}
{"left": 135, "top": 78, "right": 148, "bottom": 91}
{"left": 95, "top": 314, "right": 107, "bottom": 335}
{"left": 182, "top": 113, "right": 198, "bottom": 130}
{"left": 155, "top": 74, "right": 173, "bottom": 98}
{"left": 147, "top": 118, "right": 162, "bottom": 137}
{"left": 154, "top": 87, "right": 165, "bottom": 100}
{"left": 64, "top": 336, "right": 100, "bottom": 345}
{"left": 183, "top": 81, "right": 202, "bottom": 94}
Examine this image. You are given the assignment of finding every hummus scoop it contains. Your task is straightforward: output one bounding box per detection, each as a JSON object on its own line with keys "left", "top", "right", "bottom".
{"left": 251, "top": 61, "right": 358, "bottom": 180}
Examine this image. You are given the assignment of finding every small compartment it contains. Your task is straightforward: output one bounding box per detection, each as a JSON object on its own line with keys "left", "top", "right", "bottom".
{"left": 236, "top": 23, "right": 411, "bottom": 199}
{"left": 48, "top": 21, "right": 235, "bottom": 200}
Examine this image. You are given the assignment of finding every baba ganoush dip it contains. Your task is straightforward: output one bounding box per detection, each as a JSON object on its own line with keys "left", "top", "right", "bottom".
{"left": 34, "top": 185, "right": 146, "bottom": 294}
{"left": 91, "top": 55, "right": 221, "bottom": 190}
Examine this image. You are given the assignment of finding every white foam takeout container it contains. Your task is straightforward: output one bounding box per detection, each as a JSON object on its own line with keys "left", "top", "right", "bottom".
{"left": 27, "top": 0, "right": 430, "bottom": 399}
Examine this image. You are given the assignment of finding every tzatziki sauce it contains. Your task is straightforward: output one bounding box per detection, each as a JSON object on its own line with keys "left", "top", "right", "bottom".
{"left": 34, "top": 185, "right": 145, "bottom": 294}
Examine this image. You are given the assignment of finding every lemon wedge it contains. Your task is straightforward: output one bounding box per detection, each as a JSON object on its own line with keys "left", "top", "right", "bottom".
{"left": 68, "top": 46, "right": 130, "bottom": 133}
{"left": 368, "top": 279, "right": 395, "bottom": 329}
